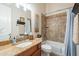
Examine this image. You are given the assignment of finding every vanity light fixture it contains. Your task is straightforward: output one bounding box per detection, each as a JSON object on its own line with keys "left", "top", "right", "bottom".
{"left": 26, "top": 4, "right": 31, "bottom": 10}
{"left": 16, "top": 3, "right": 20, "bottom": 8}
{"left": 16, "top": 3, "right": 31, "bottom": 11}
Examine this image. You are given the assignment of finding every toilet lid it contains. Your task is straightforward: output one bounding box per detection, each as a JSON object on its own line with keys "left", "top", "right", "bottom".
{"left": 41, "top": 44, "right": 52, "bottom": 49}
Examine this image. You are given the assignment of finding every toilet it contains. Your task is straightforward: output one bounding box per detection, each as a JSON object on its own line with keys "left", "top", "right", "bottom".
{"left": 41, "top": 44, "right": 52, "bottom": 56}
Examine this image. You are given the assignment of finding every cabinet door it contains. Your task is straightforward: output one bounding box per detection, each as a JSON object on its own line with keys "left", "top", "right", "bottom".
{"left": 32, "top": 49, "right": 41, "bottom": 56}
{"left": 16, "top": 45, "right": 38, "bottom": 56}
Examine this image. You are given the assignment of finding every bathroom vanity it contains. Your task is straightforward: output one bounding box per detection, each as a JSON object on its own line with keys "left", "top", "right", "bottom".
{"left": 0, "top": 38, "right": 42, "bottom": 56}
{"left": 16, "top": 42, "right": 41, "bottom": 56}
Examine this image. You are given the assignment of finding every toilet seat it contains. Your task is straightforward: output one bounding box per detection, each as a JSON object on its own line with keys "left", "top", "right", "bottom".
{"left": 41, "top": 44, "right": 52, "bottom": 56}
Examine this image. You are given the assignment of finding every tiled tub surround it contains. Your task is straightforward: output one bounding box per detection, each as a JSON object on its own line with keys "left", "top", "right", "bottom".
{"left": 0, "top": 38, "right": 42, "bottom": 56}
{"left": 45, "top": 12, "right": 67, "bottom": 43}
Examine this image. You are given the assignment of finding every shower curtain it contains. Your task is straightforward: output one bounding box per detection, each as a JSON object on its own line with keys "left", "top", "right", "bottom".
{"left": 65, "top": 8, "right": 76, "bottom": 56}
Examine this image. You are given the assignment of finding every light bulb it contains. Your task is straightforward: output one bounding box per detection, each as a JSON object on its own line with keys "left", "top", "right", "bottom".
{"left": 26, "top": 4, "right": 31, "bottom": 10}
{"left": 24, "top": 7, "right": 26, "bottom": 11}
{"left": 16, "top": 3, "right": 20, "bottom": 8}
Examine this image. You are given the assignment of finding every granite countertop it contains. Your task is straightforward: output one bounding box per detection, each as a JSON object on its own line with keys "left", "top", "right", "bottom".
{"left": 0, "top": 38, "right": 42, "bottom": 56}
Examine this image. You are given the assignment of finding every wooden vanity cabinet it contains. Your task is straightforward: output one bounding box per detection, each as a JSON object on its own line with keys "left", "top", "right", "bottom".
{"left": 16, "top": 43, "right": 41, "bottom": 56}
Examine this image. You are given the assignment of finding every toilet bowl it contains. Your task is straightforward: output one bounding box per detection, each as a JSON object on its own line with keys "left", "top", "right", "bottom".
{"left": 41, "top": 44, "right": 52, "bottom": 56}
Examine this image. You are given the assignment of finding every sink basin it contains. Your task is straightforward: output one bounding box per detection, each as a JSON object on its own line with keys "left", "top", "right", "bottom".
{"left": 16, "top": 41, "right": 32, "bottom": 48}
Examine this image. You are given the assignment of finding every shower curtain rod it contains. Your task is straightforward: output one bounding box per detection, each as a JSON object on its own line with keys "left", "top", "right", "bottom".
{"left": 45, "top": 7, "right": 73, "bottom": 15}
{"left": 46, "top": 3, "right": 79, "bottom": 15}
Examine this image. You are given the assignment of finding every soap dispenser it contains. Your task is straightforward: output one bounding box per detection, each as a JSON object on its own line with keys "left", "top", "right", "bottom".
{"left": 12, "top": 37, "right": 16, "bottom": 45}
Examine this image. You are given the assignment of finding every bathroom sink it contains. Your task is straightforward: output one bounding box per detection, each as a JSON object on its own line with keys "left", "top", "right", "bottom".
{"left": 16, "top": 41, "right": 32, "bottom": 48}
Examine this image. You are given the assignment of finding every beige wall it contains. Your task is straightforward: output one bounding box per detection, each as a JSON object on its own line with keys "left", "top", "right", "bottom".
{"left": 45, "top": 3, "right": 74, "bottom": 15}
{"left": 29, "top": 3, "right": 46, "bottom": 38}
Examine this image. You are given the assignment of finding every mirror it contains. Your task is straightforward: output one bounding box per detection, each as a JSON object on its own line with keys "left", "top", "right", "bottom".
{"left": 0, "top": 4, "right": 11, "bottom": 41}
{"left": 17, "top": 17, "right": 25, "bottom": 35}
{"left": 17, "top": 10, "right": 32, "bottom": 36}
{"left": 25, "top": 10, "right": 32, "bottom": 34}
{"left": 0, "top": 3, "right": 32, "bottom": 42}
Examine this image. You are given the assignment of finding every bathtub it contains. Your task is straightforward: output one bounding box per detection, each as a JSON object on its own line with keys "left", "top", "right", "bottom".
{"left": 42, "top": 40, "right": 65, "bottom": 56}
